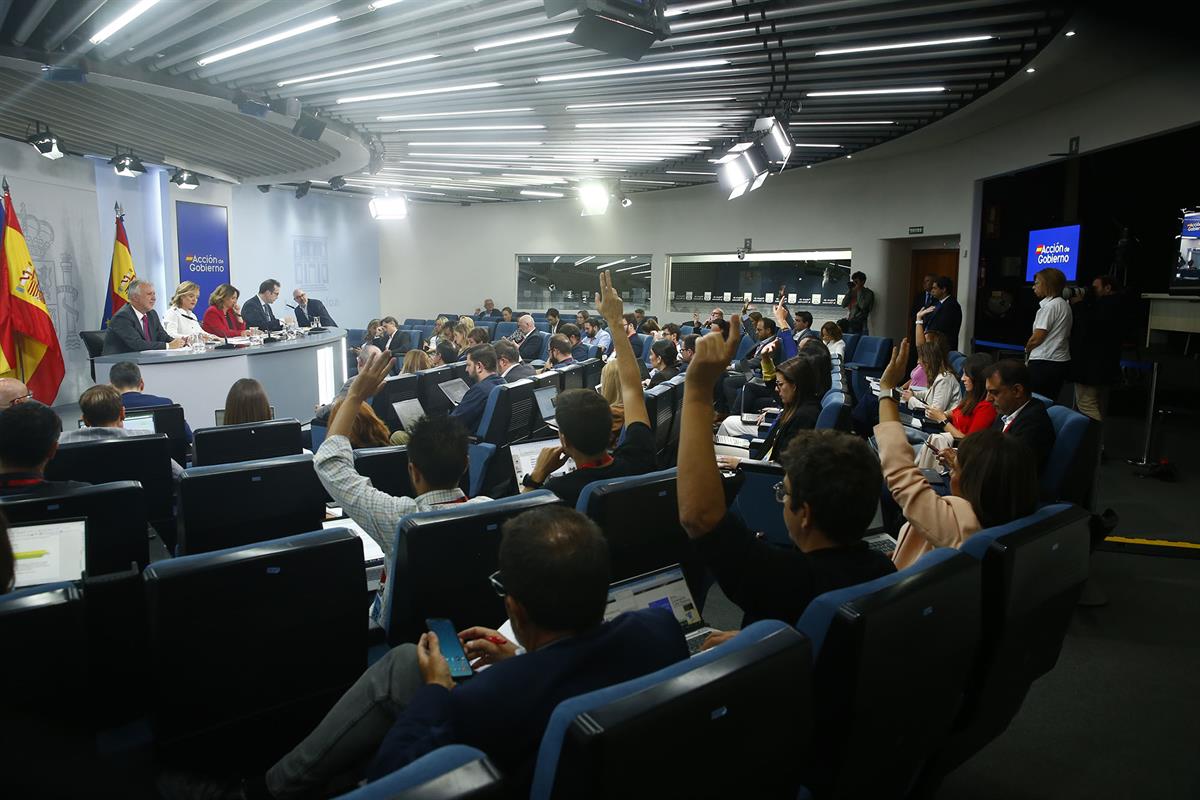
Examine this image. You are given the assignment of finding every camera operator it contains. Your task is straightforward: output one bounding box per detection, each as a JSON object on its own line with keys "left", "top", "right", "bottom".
{"left": 1068, "top": 275, "right": 1124, "bottom": 422}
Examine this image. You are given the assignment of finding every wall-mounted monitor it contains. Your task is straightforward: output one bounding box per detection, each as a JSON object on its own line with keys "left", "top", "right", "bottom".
{"left": 1171, "top": 210, "right": 1200, "bottom": 295}
{"left": 516, "top": 254, "right": 651, "bottom": 309}
{"left": 667, "top": 250, "right": 852, "bottom": 312}
{"left": 1025, "top": 224, "right": 1081, "bottom": 282}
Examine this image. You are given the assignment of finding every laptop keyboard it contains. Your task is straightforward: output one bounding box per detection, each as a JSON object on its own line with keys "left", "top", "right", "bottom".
{"left": 687, "top": 636, "right": 707, "bottom": 656}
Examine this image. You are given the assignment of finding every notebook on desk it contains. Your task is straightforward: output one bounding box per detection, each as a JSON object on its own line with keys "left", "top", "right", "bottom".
{"left": 10, "top": 518, "right": 87, "bottom": 589}
{"left": 605, "top": 564, "right": 715, "bottom": 656}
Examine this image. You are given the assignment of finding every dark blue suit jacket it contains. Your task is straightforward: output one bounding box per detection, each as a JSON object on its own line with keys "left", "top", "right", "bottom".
{"left": 121, "top": 391, "right": 193, "bottom": 442}
{"left": 366, "top": 609, "right": 687, "bottom": 791}
{"left": 293, "top": 299, "right": 336, "bottom": 328}
{"left": 240, "top": 295, "right": 282, "bottom": 331}
{"left": 571, "top": 342, "right": 589, "bottom": 362}
{"left": 449, "top": 373, "right": 505, "bottom": 434}
{"left": 923, "top": 297, "right": 963, "bottom": 349}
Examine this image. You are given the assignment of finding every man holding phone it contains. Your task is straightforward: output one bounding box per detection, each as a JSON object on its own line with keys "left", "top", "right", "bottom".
{"left": 209, "top": 509, "right": 687, "bottom": 800}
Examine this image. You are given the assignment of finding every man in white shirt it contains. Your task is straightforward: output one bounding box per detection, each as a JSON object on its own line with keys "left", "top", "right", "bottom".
{"left": 1025, "top": 267, "right": 1073, "bottom": 401}
{"left": 581, "top": 318, "right": 612, "bottom": 354}
{"left": 59, "top": 385, "right": 185, "bottom": 478}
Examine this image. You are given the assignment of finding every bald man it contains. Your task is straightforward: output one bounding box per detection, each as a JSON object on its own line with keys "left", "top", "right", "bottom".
{"left": 0, "top": 378, "right": 32, "bottom": 408}
{"left": 515, "top": 314, "right": 542, "bottom": 361}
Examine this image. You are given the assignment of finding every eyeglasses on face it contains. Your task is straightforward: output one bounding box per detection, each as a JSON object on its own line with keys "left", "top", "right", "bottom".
{"left": 8, "top": 392, "right": 33, "bottom": 407}
{"left": 488, "top": 570, "right": 507, "bottom": 597}
{"left": 773, "top": 481, "right": 789, "bottom": 504}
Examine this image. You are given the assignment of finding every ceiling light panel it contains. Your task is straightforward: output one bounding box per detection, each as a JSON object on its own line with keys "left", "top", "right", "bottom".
{"left": 394, "top": 125, "right": 545, "bottom": 132}
{"left": 814, "top": 35, "right": 993, "bottom": 56}
{"left": 90, "top": 0, "right": 161, "bottom": 44}
{"left": 806, "top": 86, "right": 947, "bottom": 97}
{"left": 277, "top": 54, "right": 440, "bottom": 87}
{"left": 565, "top": 96, "right": 735, "bottom": 109}
{"left": 536, "top": 59, "right": 730, "bottom": 83}
{"left": 404, "top": 141, "right": 542, "bottom": 147}
{"left": 377, "top": 107, "right": 534, "bottom": 121}
{"left": 197, "top": 15, "right": 340, "bottom": 66}
{"left": 337, "top": 82, "right": 502, "bottom": 104}
{"left": 473, "top": 24, "right": 576, "bottom": 51}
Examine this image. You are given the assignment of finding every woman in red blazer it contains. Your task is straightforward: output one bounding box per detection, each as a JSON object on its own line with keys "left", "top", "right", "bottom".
{"left": 202, "top": 283, "right": 248, "bottom": 338}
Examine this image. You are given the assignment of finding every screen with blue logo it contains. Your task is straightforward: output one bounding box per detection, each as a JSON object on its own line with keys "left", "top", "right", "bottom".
{"left": 1025, "top": 224, "right": 1081, "bottom": 282}
{"left": 1183, "top": 213, "right": 1200, "bottom": 238}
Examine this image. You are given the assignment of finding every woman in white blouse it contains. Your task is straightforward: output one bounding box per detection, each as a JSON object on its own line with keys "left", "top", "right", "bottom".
{"left": 162, "top": 281, "right": 213, "bottom": 340}
{"left": 820, "top": 321, "right": 846, "bottom": 359}
{"left": 904, "top": 341, "right": 962, "bottom": 414}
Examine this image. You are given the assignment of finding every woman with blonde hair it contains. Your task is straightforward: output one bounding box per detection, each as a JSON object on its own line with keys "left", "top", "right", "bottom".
{"left": 202, "top": 284, "right": 247, "bottom": 338}
{"left": 457, "top": 316, "right": 476, "bottom": 332}
{"left": 163, "top": 281, "right": 211, "bottom": 339}
{"left": 401, "top": 349, "right": 431, "bottom": 374}
{"left": 599, "top": 358, "right": 625, "bottom": 447}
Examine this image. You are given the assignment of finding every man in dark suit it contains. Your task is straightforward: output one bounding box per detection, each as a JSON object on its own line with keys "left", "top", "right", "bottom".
{"left": 514, "top": 315, "right": 543, "bottom": 362}
{"left": 450, "top": 345, "right": 506, "bottom": 433}
{"left": 290, "top": 289, "right": 336, "bottom": 328}
{"left": 240, "top": 279, "right": 284, "bottom": 332}
{"left": 108, "top": 361, "right": 193, "bottom": 442}
{"left": 474, "top": 298, "right": 503, "bottom": 319}
{"left": 374, "top": 317, "right": 408, "bottom": 357}
{"left": 495, "top": 340, "right": 535, "bottom": 382}
{"left": 985, "top": 360, "right": 1056, "bottom": 472}
{"left": 101, "top": 279, "right": 185, "bottom": 355}
{"left": 245, "top": 506, "right": 686, "bottom": 799}
{"left": 911, "top": 274, "right": 937, "bottom": 320}
{"left": 558, "top": 324, "right": 589, "bottom": 362}
{"left": 917, "top": 276, "right": 963, "bottom": 350}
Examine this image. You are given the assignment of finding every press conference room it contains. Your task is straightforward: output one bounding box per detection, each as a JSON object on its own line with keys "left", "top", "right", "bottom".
{"left": 1, "top": 3, "right": 1197, "bottom": 798}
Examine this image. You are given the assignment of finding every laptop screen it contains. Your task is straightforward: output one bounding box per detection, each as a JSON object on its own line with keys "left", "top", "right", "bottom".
{"left": 124, "top": 413, "right": 157, "bottom": 433}
{"left": 10, "top": 518, "right": 87, "bottom": 589}
{"left": 508, "top": 437, "right": 575, "bottom": 485}
{"left": 438, "top": 378, "right": 471, "bottom": 406}
{"left": 215, "top": 406, "right": 276, "bottom": 425}
{"left": 534, "top": 385, "right": 559, "bottom": 421}
{"left": 604, "top": 565, "right": 706, "bottom": 634}
{"left": 391, "top": 398, "right": 426, "bottom": 432}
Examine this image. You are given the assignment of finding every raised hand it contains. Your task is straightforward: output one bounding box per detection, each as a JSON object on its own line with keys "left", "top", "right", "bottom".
{"left": 347, "top": 349, "right": 395, "bottom": 400}
{"left": 879, "top": 338, "right": 910, "bottom": 391}
{"left": 686, "top": 313, "right": 742, "bottom": 388}
{"left": 595, "top": 270, "right": 624, "bottom": 325}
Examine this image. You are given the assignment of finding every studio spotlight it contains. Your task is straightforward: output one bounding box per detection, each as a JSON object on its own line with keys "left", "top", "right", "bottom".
{"left": 760, "top": 118, "right": 793, "bottom": 168}
{"left": 328, "top": 175, "right": 347, "bottom": 191}
{"left": 26, "top": 124, "right": 64, "bottom": 160}
{"left": 109, "top": 151, "right": 146, "bottom": 178}
{"left": 368, "top": 194, "right": 408, "bottom": 220}
{"left": 620, "top": 195, "right": 632, "bottom": 208}
{"left": 579, "top": 181, "right": 610, "bottom": 216}
{"left": 257, "top": 184, "right": 271, "bottom": 193}
{"left": 716, "top": 143, "right": 768, "bottom": 200}
{"left": 295, "top": 181, "right": 312, "bottom": 199}
{"left": 169, "top": 168, "right": 199, "bottom": 190}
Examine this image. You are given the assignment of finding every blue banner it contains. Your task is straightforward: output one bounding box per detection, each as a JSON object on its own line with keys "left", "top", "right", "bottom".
{"left": 176, "top": 201, "right": 230, "bottom": 307}
{"left": 1025, "top": 224, "right": 1080, "bottom": 282}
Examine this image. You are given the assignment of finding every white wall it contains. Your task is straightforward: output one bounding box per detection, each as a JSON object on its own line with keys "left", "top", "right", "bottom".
{"left": 378, "top": 21, "right": 1200, "bottom": 346}
{"left": 1, "top": 138, "right": 380, "bottom": 403}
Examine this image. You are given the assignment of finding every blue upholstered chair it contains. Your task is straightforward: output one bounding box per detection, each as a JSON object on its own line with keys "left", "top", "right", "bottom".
{"left": 192, "top": 418, "right": 303, "bottom": 467}
{"left": 534, "top": 321, "right": 551, "bottom": 333}
{"left": 840, "top": 332, "right": 861, "bottom": 361}
{"left": 336, "top": 746, "right": 504, "bottom": 799}
{"left": 729, "top": 458, "right": 790, "bottom": 548}
{"left": 815, "top": 396, "right": 850, "bottom": 431}
{"left": 475, "top": 378, "right": 535, "bottom": 447}
{"left": 795, "top": 548, "right": 981, "bottom": 799}
{"left": 734, "top": 334, "right": 755, "bottom": 361}
{"left": 494, "top": 321, "right": 518, "bottom": 340}
{"left": 843, "top": 335, "right": 893, "bottom": 400}
{"left": 382, "top": 491, "right": 563, "bottom": 645}
{"left": 642, "top": 382, "right": 676, "bottom": 458}
{"left": 177, "top": 454, "right": 326, "bottom": 554}
{"left": 1042, "top": 405, "right": 1095, "bottom": 504}
{"left": 914, "top": 504, "right": 1090, "bottom": 791}
{"left": 144, "top": 528, "right": 365, "bottom": 760}
{"left": 530, "top": 621, "right": 813, "bottom": 800}
{"left": 575, "top": 468, "right": 708, "bottom": 607}
{"left": 0, "top": 480, "right": 149, "bottom": 575}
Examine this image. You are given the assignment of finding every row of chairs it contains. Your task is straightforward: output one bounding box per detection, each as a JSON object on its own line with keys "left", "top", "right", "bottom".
{"left": 336, "top": 502, "right": 1091, "bottom": 799}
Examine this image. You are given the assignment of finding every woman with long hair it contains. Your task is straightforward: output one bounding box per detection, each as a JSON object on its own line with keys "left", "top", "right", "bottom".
{"left": 326, "top": 398, "right": 391, "bottom": 448}
{"left": 401, "top": 349, "right": 431, "bottom": 375}
{"left": 202, "top": 284, "right": 247, "bottom": 339}
{"left": 223, "top": 378, "right": 271, "bottom": 425}
{"left": 903, "top": 341, "right": 961, "bottom": 414}
{"left": 917, "top": 353, "right": 998, "bottom": 469}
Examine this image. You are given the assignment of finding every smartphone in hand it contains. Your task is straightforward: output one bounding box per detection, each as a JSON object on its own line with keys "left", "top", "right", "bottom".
{"left": 426, "top": 618, "right": 474, "bottom": 679}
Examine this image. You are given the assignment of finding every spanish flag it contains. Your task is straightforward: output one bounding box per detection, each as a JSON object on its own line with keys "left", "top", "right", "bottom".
{"left": 102, "top": 205, "right": 137, "bottom": 329}
{"left": 0, "top": 179, "right": 66, "bottom": 404}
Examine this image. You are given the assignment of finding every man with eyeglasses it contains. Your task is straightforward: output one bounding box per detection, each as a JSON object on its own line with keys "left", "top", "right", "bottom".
{"left": 0, "top": 378, "right": 33, "bottom": 408}
{"left": 675, "top": 313, "right": 895, "bottom": 650}
{"left": 164, "top": 506, "right": 688, "bottom": 800}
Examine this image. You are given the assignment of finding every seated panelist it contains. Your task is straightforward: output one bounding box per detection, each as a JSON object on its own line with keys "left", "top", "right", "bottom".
{"left": 241, "top": 278, "right": 285, "bottom": 332}
{"left": 101, "top": 279, "right": 185, "bottom": 355}
{"left": 201, "top": 284, "right": 248, "bottom": 339}
{"left": 163, "top": 281, "right": 216, "bottom": 340}
{"left": 290, "top": 288, "right": 337, "bottom": 328}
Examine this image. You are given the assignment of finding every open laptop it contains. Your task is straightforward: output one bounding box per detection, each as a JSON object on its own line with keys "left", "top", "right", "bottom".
{"left": 534, "top": 385, "right": 560, "bottom": 430}
{"left": 509, "top": 437, "right": 575, "bottom": 486}
{"left": 214, "top": 406, "right": 276, "bottom": 425}
{"left": 124, "top": 412, "right": 157, "bottom": 433}
{"left": 391, "top": 398, "right": 426, "bottom": 432}
{"left": 437, "top": 378, "right": 471, "bottom": 406}
{"left": 9, "top": 518, "right": 87, "bottom": 589}
{"left": 322, "top": 517, "right": 386, "bottom": 592}
{"left": 604, "top": 564, "right": 715, "bottom": 656}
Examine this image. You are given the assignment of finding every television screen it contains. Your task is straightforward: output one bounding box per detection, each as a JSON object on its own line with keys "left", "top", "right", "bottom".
{"left": 1172, "top": 211, "right": 1200, "bottom": 295}
{"left": 1025, "top": 224, "right": 1081, "bottom": 282}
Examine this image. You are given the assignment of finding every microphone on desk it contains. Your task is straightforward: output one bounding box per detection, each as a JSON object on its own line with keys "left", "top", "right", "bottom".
{"left": 285, "top": 303, "right": 298, "bottom": 310}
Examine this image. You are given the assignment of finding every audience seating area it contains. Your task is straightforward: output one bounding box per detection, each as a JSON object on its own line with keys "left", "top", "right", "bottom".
{"left": 3, "top": 303, "right": 1106, "bottom": 798}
